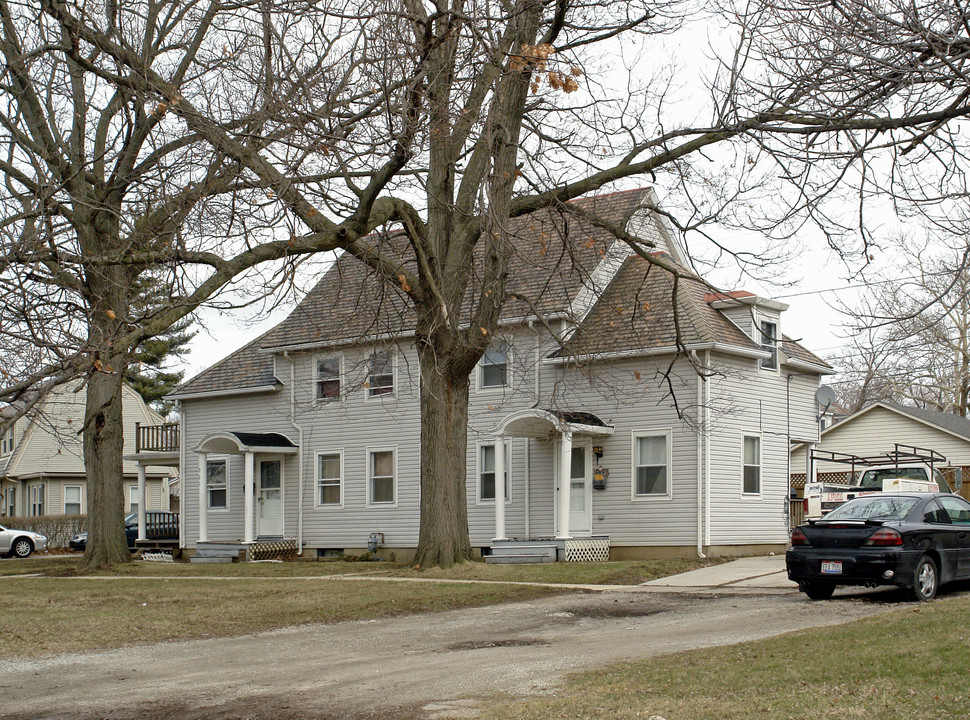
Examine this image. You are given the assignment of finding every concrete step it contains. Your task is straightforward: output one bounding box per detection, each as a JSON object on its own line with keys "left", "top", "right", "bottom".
{"left": 485, "top": 553, "right": 556, "bottom": 564}
{"left": 195, "top": 546, "right": 244, "bottom": 558}
{"left": 489, "top": 544, "right": 558, "bottom": 560}
{"left": 190, "top": 556, "right": 234, "bottom": 564}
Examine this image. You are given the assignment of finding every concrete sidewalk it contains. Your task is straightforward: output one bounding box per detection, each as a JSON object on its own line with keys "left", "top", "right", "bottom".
{"left": 642, "top": 554, "right": 795, "bottom": 590}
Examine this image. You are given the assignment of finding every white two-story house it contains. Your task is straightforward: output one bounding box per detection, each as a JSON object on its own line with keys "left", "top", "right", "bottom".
{"left": 164, "top": 188, "right": 832, "bottom": 561}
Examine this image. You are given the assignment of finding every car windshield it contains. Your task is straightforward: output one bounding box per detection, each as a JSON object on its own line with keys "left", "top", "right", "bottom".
{"left": 824, "top": 495, "right": 920, "bottom": 522}
{"left": 858, "top": 468, "right": 927, "bottom": 488}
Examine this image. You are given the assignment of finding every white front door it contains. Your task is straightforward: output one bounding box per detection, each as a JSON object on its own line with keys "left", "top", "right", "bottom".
{"left": 257, "top": 459, "right": 283, "bottom": 537}
{"left": 569, "top": 445, "right": 592, "bottom": 535}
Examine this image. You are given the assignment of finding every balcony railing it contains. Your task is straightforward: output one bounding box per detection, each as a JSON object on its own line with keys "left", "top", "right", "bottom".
{"left": 135, "top": 422, "right": 180, "bottom": 453}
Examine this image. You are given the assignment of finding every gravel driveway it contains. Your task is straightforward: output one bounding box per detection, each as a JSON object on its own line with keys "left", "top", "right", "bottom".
{"left": 0, "top": 581, "right": 898, "bottom": 720}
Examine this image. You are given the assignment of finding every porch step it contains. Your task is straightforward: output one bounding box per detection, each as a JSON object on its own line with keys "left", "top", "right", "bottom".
{"left": 194, "top": 543, "right": 245, "bottom": 560}
{"left": 485, "top": 552, "right": 555, "bottom": 564}
{"left": 487, "top": 542, "right": 559, "bottom": 563}
{"left": 190, "top": 556, "right": 234, "bottom": 564}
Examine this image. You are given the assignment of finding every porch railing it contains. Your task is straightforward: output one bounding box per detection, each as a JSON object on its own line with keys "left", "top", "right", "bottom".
{"left": 135, "top": 422, "right": 180, "bottom": 453}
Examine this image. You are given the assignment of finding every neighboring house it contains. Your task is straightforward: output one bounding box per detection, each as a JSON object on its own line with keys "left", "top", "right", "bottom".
{"left": 791, "top": 401, "right": 970, "bottom": 494}
{"left": 0, "top": 383, "right": 174, "bottom": 518}
{"left": 158, "top": 188, "right": 832, "bottom": 560}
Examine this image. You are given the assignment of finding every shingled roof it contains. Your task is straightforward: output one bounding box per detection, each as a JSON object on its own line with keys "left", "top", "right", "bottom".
{"left": 177, "top": 189, "right": 650, "bottom": 396}
{"left": 558, "top": 253, "right": 760, "bottom": 357}
{"left": 175, "top": 188, "right": 827, "bottom": 397}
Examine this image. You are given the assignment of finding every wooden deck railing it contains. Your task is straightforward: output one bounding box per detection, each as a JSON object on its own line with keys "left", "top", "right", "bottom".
{"left": 135, "top": 422, "right": 180, "bottom": 453}
{"left": 789, "top": 497, "right": 805, "bottom": 530}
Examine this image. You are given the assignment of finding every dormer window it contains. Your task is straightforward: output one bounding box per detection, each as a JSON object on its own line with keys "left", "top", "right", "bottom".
{"left": 759, "top": 319, "right": 778, "bottom": 370}
{"left": 480, "top": 340, "right": 509, "bottom": 388}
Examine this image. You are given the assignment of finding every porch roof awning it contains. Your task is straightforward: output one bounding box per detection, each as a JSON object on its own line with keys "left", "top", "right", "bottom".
{"left": 193, "top": 431, "right": 299, "bottom": 455}
{"left": 493, "top": 408, "right": 614, "bottom": 439}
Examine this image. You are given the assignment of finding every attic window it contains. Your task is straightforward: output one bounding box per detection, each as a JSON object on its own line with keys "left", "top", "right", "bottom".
{"left": 759, "top": 320, "right": 778, "bottom": 370}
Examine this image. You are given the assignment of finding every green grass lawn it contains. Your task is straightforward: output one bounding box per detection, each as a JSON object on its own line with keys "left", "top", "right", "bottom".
{"left": 481, "top": 594, "right": 970, "bottom": 720}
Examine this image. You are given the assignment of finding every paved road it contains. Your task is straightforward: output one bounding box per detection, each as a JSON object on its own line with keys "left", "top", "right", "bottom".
{"left": 0, "top": 557, "right": 902, "bottom": 720}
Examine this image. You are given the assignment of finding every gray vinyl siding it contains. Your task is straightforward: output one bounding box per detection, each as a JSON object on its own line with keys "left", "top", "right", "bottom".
{"left": 706, "top": 354, "right": 801, "bottom": 544}
{"left": 791, "top": 405, "right": 970, "bottom": 472}
{"left": 523, "top": 355, "right": 702, "bottom": 547}
{"left": 181, "top": 330, "right": 822, "bottom": 550}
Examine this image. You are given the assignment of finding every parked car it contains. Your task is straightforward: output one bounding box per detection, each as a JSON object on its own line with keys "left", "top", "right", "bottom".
{"left": 69, "top": 512, "right": 179, "bottom": 551}
{"left": 0, "top": 524, "right": 48, "bottom": 558}
{"left": 787, "top": 492, "right": 970, "bottom": 601}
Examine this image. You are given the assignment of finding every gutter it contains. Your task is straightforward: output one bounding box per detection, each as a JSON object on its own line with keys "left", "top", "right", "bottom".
{"left": 782, "top": 357, "right": 837, "bottom": 375}
{"left": 543, "top": 342, "right": 769, "bottom": 365}
{"left": 167, "top": 384, "right": 280, "bottom": 401}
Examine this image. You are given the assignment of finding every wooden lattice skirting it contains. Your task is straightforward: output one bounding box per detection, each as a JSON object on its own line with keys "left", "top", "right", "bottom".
{"left": 563, "top": 537, "right": 610, "bottom": 562}
{"left": 247, "top": 539, "right": 299, "bottom": 561}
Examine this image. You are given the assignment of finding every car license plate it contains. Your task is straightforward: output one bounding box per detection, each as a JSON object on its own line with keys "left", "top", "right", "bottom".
{"left": 821, "top": 561, "right": 842, "bottom": 574}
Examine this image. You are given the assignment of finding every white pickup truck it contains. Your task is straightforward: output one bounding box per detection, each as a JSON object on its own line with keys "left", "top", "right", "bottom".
{"left": 804, "top": 446, "right": 953, "bottom": 519}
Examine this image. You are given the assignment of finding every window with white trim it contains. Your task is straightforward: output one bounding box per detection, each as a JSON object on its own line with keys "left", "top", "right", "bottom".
{"left": 0, "top": 425, "right": 14, "bottom": 455}
{"left": 759, "top": 319, "right": 778, "bottom": 370}
{"left": 64, "top": 485, "right": 81, "bottom": 515}
{"left": 4, "top": 487, "right": 14, "bottom": 517}
{"left": 480, "top": 340, "right": 509, "bottom": 388}
{"left": 316, "top": 356, "right": 341, "bottom": 401}
{"left": 367, "top": 350, "right": 394, "bottom": 397}
{"left": 30, "top": 484, "right": 44, "bottom": 516}
{"left": 743, "top": 435, "right": 761, "bottom": 494}
{"left": 207, "top": 458, "right": 228, "bottom": 509}
{"left": 317, "top": 452, "right": 342, "bottom": 506}
{"left": 129, "top": 485, "right": 139, "bottom": 514}
{"left": 633, "top": 433, "right": 669, "bottom": 496}
{"left": 368, "top": 448, "right": 395, "bottom": 504}
{"left": 478, "top": 443, "right": 511, "bottom": 502}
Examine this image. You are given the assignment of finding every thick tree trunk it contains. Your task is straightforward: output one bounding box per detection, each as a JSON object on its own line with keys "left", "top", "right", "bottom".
{"left": 81, "top": 361, "right": 131, "bottom": 570}
{"left": 413, "top": 347, "right": 473, "bottom": 568}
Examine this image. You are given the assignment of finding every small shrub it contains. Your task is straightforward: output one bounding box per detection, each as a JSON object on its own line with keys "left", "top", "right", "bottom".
{"left": 3, "top": 515, "right": 86, "bottom": 548}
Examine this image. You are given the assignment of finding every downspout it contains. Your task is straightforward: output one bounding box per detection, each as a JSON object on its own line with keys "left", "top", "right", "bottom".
{"left": 705, "top": 350, "right": 711, "bottom": 548}
{"left": 286, "top": 352, "right": 306, "bottom": 556}
{"left": 786, "top": 374, "right": 793, "bottom": 533}
{"left": 692, "top": 350, "right": 706, "bottom": 558}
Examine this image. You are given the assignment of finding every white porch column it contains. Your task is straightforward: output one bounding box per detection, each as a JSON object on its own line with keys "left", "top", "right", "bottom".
{"left": 244, "top": 451, "right": 255, "bottom": 543}
{"left": 806, "top": 443, "right": 817, "bottom": 485}
{"left": 493, "top": 437, "right": 507, "bottom": 541}
{"left": 136, "top": 465, "right": 147, "bottom": 542}
{"left": 556, "top": 431, "right": 573, "bottom": 539}
{"left": 197, "top": 452, "right": 208, "bottom": 543}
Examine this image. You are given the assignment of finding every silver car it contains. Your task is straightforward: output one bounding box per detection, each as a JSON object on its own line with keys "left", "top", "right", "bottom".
{"left": 0, "top": 524, "right": 47, "bottom": 558}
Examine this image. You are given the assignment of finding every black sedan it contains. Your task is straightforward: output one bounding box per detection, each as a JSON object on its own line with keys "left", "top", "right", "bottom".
{"left": 787, "top": 492, "right": 970, "bottom": 601}
{"left": 69, "top": 512, "right": 179, "bottom": 551}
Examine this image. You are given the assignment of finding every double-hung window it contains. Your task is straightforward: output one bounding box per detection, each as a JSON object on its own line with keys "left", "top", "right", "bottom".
{"left": 316, "top": 356, "right": 341, "bottom": 401}
{"left": 368, "top": 350, "right": 394, "bottom": 397}
{"left": 64, "top": 485, "right": 81, "bottom": 515}
{"left": 30, "top": 484, "right": 44, "bottom": 516}
{"left": 479, "top": 443, "right": 511, "bottom": 502}
{"left": 759, "top": 320, "right": 778, "bottom": 370}
{"left": 743, "top": 435, "right": 761, "bottom": 494}
{"left": 633, "top": 433, "right": 669, "bottom": 497}
{"left": 129, "top": 485, "right": 139, "bottom": 514}
{"left": 480, "top": 340, "right": 509, "bottom": 388}
{"left": 207, "top": 458, "right": 228, "bottom": 509}
{"left": 317, "top": 452, "right": 342, "bottom": 506}
{"left": 368, "top": 448, "right": 396, "bottom": 504}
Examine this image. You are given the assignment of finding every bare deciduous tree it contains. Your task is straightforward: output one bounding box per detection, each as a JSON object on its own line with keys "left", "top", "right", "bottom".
{"left": 9, "top": 0, "right": 970, "bottom": 567}
{"left": 833, "top": 237, "right": 970, "bottom": 416}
